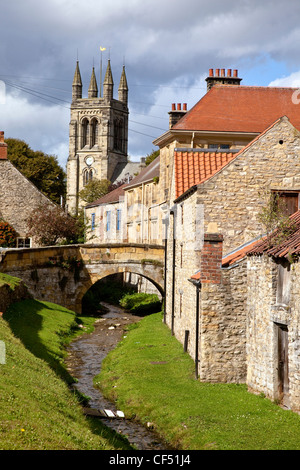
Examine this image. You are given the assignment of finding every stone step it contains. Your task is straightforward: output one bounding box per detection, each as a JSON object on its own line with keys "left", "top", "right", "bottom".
{"left": 83, "top": 407, "right": 125, "bottom": 419}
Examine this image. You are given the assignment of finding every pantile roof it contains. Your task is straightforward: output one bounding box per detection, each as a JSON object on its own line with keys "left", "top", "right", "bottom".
{"left": 247, "top": 210, "right": 300, "bottom": 259}
{"left": 173, "top": 85, "right": 300, "bottom": 133}
{"left": 174, "top": 149, "right": 238, "bottom": 199}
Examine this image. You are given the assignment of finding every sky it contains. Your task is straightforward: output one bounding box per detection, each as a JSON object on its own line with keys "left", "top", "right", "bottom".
{"left": 1, "top": 0, "right": 300, "bottom": 171}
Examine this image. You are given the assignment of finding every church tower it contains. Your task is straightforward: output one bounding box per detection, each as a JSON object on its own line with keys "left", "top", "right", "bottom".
{"left": 66, "top": 59, "right": 129, "bottom": 214}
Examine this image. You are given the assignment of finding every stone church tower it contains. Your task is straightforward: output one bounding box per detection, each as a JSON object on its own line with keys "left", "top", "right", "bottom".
{"left": 66, "top": 60, "right": 131, "bottom": 214}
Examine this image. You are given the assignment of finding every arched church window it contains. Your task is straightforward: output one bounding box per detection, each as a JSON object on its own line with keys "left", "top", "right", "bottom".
{"left": 82, "top": 118, "right": 89, "bottom": 148}
{"left": 114, "top": 118, "right": 124, "bottom": 152}
{"left": 91, "top": 118, "right": 99, "bottom": 147}
{"left": 83, "top": 168, "right": 94, "bottom": 186}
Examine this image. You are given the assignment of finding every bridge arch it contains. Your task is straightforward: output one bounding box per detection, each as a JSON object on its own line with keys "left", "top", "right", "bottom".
{"left": 0, "top": 243, "right": 165, "bottom": 315}
{"left": 80, "top": 270, "right": 164, "bottom": 315}
{"left": 75, "top": 262, "right": 165, "bottom": 314}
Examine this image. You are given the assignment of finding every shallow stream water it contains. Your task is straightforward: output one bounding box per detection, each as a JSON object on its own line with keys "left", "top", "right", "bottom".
{"left": 66, "top": 302, "right": 171, "bottom": 451}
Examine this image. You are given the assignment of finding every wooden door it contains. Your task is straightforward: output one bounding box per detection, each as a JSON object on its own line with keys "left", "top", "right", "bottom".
{"left": 277, "top": 324, "right": 290, "bottom": 408}
{"left": 279, "top": 193, "right": 299, "bottom": 216}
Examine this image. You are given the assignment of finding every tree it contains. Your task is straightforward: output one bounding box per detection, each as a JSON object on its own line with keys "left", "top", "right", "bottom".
{"left": 79, "top": 179, "right": 111, "bottom": 204}
{"left": 26, "top": 203, "right": 79, "bottom": 246}
{"left": 5, "top": 138, "right": 66, "bottom": 205}
{"left": 0, "top": 220, "right": 17, "bottom": 247}
{"left": 145, "top": 149, "right": 159, "bottom": 166}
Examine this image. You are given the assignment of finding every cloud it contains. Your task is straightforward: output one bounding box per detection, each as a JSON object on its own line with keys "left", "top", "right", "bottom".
{"left": 2, "top": 1, "right": 300, "bottom": 167}
{"left": 1, "top": 89, "right": 69, "bottom": 167}
{"left": 269, "top": 71, "right": 300, "bottom": 88}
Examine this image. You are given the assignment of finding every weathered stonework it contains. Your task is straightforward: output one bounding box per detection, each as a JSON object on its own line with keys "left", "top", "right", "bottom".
{"left": 195, "top": 117, "right": 300, "bottom": 254}
{"left": 0, "top": 244, "right": 165, "bottom": 314}
{"left": 0, "top": 157, "right": 55, "bottom": 247}
{"left": 247, "top": 254, "right": 300, "bottom": 413}
{"left": 164, "top": 117, "right": 300, "bottom": 385}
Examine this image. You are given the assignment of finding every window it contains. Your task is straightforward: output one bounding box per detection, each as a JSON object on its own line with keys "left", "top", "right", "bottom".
{"left": 82, "top": 118, "right": 89, "bottom": 148}
{"left": 91, "top": 119, "right": 98, "bottom": 147}
{"left": 106, "top": 211, "right": 111, "bottom": 232}
{"left": 83, "top": 168, "right": 93, "bottom": 186}
{"left": 276, "top": 260, "right": 291, "bottom": 305}
{"left": 117, "top": 209, "right": 121, "bottom": 231}
{"left": 113, "top": 118, "right": 124, "bottom": 152}
{"left": 208, "top": 143, "right": 230, "bottom": 149}
{"left": 17, "top": 237, "right": 31, "bottom": 248}
{"left": 91, "top": 213, "right": 95, "bottom": 231}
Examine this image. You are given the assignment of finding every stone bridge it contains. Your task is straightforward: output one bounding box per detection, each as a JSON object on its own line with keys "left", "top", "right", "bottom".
{"left": 0, "top": 243, "right": 165, "bottom": 314}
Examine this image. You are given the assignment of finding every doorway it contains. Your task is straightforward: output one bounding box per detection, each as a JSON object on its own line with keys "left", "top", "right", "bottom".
{"left": 276, "top": 323, "right": 290, "bottom": 408}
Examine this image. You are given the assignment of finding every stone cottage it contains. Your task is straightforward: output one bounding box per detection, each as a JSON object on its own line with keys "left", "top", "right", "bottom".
{"left": 150, "top": 69, "right": 300, "bottom": 398}
{"left": 0, "top": 131, "right": 56, "bottom": 248}
{"left": 246, "top": 211, "right": 300, "bottom": 412}
{"left": 163, "top": 116, "right": 300, "bottom": 389}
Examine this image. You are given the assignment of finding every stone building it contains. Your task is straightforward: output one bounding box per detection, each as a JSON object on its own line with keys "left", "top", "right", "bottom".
{"left": 66, "top": 60, "right": 141, "bottom": 215}
{"left": 245, "top": 211, "right": 300, "bottom": 412}
{"left": 163, "top": 116, "right": 300, "bottom": 389}
{"left": 83, "top": 67, "right": 300, "bottom": 410}
{"left": 150, "top": 69, "right": 300, "bottom": 402}
{"left": 0, "top": 131, "right": 55, "bottom": 248}
{"left": 85, "top": 155, "right": 162, "bottom": 245}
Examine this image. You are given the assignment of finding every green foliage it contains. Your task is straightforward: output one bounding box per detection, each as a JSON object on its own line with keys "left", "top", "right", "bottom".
{"left": 145, "top": 149, "right": 159, "bottom": 166}
{"left": 79, "top": 178, "right": 111, "bottom": 204}
{"left": 97, "top": 312, "right": 300, "bottom": 450}
{"left": 258, "top": 191, "right": 297, "bottom": 247}
{"left": 0, "top": 219, "right": 17, "bottom": 247}
{"left": 5, "top": 138, "right": 66, "bottom": 205}
{"left": 0, "top": 299, "right": 132, "bottom": 450}
{"left": 119, "top": 292, "right": 162, "bottom": 314}
{"left": 26, "top": 202, "right": 79, "bottom": 246}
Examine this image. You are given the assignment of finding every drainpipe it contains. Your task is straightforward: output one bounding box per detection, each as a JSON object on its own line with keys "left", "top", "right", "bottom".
{"left": 189, "top": 278, "right": 201, "bottom": 379}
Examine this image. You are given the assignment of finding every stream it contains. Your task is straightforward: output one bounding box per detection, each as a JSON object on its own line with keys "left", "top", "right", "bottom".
{"left": 66, "top": 302, "right": 171, "bottom": 451}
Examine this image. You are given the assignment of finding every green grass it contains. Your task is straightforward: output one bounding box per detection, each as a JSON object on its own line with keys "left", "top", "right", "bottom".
{"left": 96, "top": 312, "right": 300, "bottom": 450}
{"left": 0, "top": 299, "right": 133, "bottom": 450}
{"left": 0, "top": 272, "right": 22, "bottom": 290}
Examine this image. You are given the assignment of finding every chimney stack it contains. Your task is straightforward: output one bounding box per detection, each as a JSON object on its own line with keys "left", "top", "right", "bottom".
{"left": 0, "top": 131, "right": 7, "bottom": 160}
{"left": 169, "top": 103, "right": 188, "bottom": 128}
{"left": 205, "top": 68, "right": 242, "bottom": 91}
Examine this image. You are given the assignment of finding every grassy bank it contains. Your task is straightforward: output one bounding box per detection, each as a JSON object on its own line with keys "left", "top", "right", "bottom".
{"left": 0, "top": 298, "right": 132, "bottom": 450}
{"left": 96, "top": 312, "right": 300, "bottom": 450}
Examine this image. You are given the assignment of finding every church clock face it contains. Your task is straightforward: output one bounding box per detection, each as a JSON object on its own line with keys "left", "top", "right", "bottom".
{"left": 85, "top": 156, "right": 94, "bottom": 166}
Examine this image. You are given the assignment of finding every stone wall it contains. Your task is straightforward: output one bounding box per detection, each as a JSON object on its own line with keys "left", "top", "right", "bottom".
{"left": 247, "top": 254, "right": 300, "bottom": 412}
{"left": 0, "top": 244, "right": 165, "bottom": 314}
{"left": 164, "top": 193, "right": 248, "bottom": 383}
{"left": 195, "top": 117, "right": 300, "bottom": 255}
{"left": 0, "top": 275, "right": 31, "bottom": 314}
{"left": 0, "top": 158, "right": 54, "bottom": 245}
{"left": 199, "top": 258, "right": 247, "bottom": 383}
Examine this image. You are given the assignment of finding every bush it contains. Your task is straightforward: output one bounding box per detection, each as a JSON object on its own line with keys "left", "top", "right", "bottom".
{"left": 119, "top": 292, "right": 162, "bottom": 315}
{"left": 0, "top": 220, "right": 17, "bottom": 247}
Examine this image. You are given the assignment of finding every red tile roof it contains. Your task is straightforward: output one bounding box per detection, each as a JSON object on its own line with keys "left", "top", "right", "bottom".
{"left": 248, "top": 210, "right": 300, "bottom": 259}
{"left": 174, "top": 149, "right": 238, "bottom": 198}
{"left": 173, "top": 85, "right": 300, "bottom": 133}
{"left": 222, "top": 238, "right": 266, "bottom": 267}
